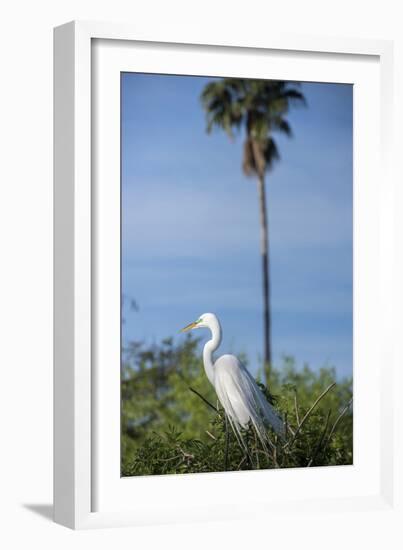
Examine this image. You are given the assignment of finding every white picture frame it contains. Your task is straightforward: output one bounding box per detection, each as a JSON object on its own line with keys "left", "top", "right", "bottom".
{"left": 54, "top": 20, "right": 400, "bottom": 530}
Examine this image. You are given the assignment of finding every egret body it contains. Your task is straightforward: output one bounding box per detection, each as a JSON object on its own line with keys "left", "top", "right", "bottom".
{"left": 181, "top": 313, "right": 284, "bottom": 449}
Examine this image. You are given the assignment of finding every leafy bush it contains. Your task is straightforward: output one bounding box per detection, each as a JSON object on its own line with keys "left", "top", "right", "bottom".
{"left": 121, "top": 336, "right": 352, "bottom": 476}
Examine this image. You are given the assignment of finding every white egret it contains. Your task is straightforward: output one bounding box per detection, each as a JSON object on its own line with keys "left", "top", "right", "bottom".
{"left": 181, "top": 312, "right": 284, "bottom": 452}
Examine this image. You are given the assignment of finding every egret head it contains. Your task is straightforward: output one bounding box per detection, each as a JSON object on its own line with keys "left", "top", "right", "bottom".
{"left": 180, "top": 313, "right": 219, "bottom": 333}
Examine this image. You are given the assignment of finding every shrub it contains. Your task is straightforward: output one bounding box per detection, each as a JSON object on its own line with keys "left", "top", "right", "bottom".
{"left": 121, "top": 336, "right": 352, "bottom": 476}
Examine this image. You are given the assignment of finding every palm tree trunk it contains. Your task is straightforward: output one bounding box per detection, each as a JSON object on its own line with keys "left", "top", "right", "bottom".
{"left": 257, "top": 174, "right": 272, "bottom": 383}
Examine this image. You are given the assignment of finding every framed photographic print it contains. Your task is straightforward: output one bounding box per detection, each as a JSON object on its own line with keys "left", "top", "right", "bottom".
{"left": 54, "top": 21, "right": 399, "bottom": 530}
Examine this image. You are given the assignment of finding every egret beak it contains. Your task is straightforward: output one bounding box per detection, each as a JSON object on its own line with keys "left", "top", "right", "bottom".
{"left": 180, "top": 321, "right": 197, "bottom": 333}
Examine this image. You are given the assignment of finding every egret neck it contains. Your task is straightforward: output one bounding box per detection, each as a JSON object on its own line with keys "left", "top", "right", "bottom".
{"left": 202, "top": 316, "right": 222, "bottom": 386}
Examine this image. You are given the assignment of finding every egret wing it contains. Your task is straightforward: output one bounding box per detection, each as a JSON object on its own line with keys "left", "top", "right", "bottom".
{"left": 214, "top": 354, "right": 284, "bottom": 447}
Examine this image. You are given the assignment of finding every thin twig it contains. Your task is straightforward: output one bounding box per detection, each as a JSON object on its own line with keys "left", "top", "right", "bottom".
{"left": 307, "top": 409, "right": 331, "bottom": 467}
{"left": 284, "top": 382, "right": 336, "bottom": 450}
{"left": 161, "top": 454, "right": 183, "bottom": 462}
{"left": 253, "top": 429, "right": 260, "bottom": 469}
{"left": 245, "top": 428, "right": 255, "bottom": 470}
{"left": 294, "top": 391, "right": 301, "bottom": 427}
{"left": 251, "top": 425, "right": 277, "bottom": 466}
{"left": 283, "top": 411, "right": 295, "bottom": 439}
{"left": 177, "top": 446, "right": 194, "bottom": 460}
{"left": 261, "top": 443, "right": 276, "bottom": 464}
{"left": 188, "top": 386, "right": 219, "bottom": 414}
{"left": 205, "top": 430, "right": 216, "bottom": 440}
{"left": 283, "top": 411, "right": 293, "bottom": 448}
{"left": 273, "top": 451, "right": 280, "bottom": 468}
{"left": 224, "top": 414, "right": 230, "bottom": 470}
{"left": 323, "top": 398, "right": 353, "bottom": 452}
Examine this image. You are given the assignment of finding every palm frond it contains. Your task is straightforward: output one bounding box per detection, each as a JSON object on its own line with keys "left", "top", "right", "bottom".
{"left": 201, "top": 77, "right": 306, "bottom": 174}
{"left": 282, "top": 88, "right": 307, "bottom": 106}
{"left": 242, "top": 138, "right": 257, "bottom": 176}
{"left": 264, "top": 137, "right": 280, "bottom": 171}
{"left": 272, "top": 118, "right": 292, "bottom": 137}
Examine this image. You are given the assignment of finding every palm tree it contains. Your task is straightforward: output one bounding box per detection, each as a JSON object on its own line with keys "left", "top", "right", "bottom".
{"left": 201, "top": 78, "right": 305, "bottom": 383}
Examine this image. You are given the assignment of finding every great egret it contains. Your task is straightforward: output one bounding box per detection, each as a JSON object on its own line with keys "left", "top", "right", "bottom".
{"left": 181, "top": 312, "right": 284, "bottom": 452}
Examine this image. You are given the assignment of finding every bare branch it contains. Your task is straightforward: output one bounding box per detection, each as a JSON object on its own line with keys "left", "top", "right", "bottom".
{"left": 188, "top": 386, "right": 220, "bottom": 414}
{"left": 294, "top": 391, "right": 301, "bottom": 426}
{"left": 307, "top": 409, "right": 331, "bottom": 467}
{"left": 324, "top": 398, "right": 353, "bottom": 451}
{"left": 284, "top": 382, "right": 336, "bottom": 450}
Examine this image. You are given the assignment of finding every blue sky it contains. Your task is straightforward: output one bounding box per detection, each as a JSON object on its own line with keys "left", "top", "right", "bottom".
{"left": 121, "top": 73, "right": 353, "bottom": 379}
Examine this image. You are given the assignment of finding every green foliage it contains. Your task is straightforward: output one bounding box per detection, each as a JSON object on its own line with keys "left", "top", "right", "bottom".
{"left": 121, "top": 336, "right": 216, "bottom": 471}
{"left": 122, "top": 337, "right": 352, "bottom": 476}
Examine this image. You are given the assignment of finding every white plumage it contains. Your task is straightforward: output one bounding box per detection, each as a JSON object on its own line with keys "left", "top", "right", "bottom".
{"left": 214, "top": 354, "right": 284, "bottom": 446}
{"left": 181, "top": 312, "right": 284, "bottom": 450}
